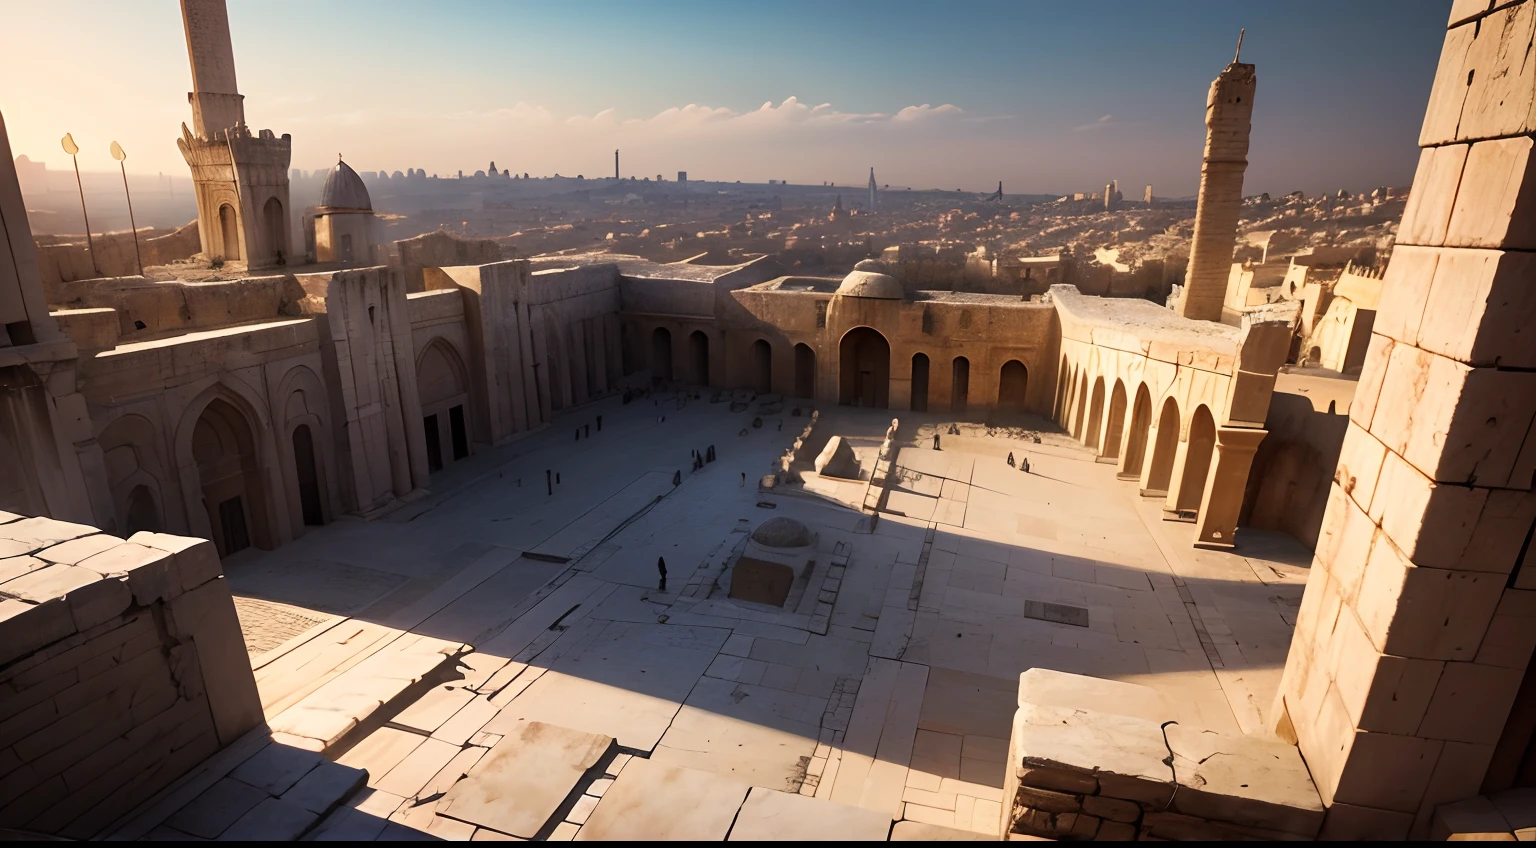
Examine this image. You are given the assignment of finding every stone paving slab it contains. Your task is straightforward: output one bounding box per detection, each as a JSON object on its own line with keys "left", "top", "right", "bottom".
{"left": 728, "top": 787, "right": 892, "bottom": 840}
{"left": 438, "top": 720, "right": 614, "bottom": 839}
{"left": 574, "top": 758, "right": 750, "bottom": 842}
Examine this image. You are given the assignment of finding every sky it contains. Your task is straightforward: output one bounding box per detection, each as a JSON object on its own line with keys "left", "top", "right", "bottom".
{"left": 0, "top": 0, "right": 1449, "bottom": 197}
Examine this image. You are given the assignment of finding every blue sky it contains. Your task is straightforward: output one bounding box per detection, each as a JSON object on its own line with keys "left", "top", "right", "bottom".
{"left": 1, "top": 0, "right": 1449, "bottom": 195}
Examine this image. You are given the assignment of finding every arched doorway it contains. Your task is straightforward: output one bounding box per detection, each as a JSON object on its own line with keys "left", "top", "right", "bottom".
{"left": 1086, "top": 377, "right": 1105, "bottom": 449}
{"left": 651, "top": 327, "right": 673, "bottom": 382}
{"left": 1055, "top": 356, "right": 1070, "bottom": 422}
{"left": 1103, "top": 381, "right": 1127, "bottom": 459}
{"left": 124, "top": 485, "right": 161, "bottom": 535}
{"left": 1122, "top": 384, "right": 1153, "bottom": 479}
{"left": 951, "top": 357, "right": 970, "bottom": 414}
{"left": 1176, "top": 406, "right": 1217, "bottom": 515}
{"left": 998, "top": 360, "right": 1028, "bottom": 413}
{"left": 794, "top": 343, "right": 816, "bottom": 398}
{"left": 839, "top": 327, "right": 890, "bottom": 408}
{"left": 417, "top": 340, "right": 472, "bottom": 473}
{"left": 292, "top": 424, "right": 324, "bottom": 527}
{"left": 1074, "top": 375, "right": 1088, "bottom": 438}
{"left": 752, "top": 339, "right": 773, "bottom": 393}
{"left": 218, "top": 203, "right": 240, "bottom": 261}
{"left": 689, "top": 331, "right": 709, "bottom": 385}
{"left": 1145, "top": 397, "right": 1181, "bottom": 496}
{"left": 193, "top": 398, "right": 270, "bottom": 557}
{"left": 911, "top": 353, "right": 930, "bottom": 412}
{"left": 263, "top": 196, "right": 285, "bottom": 264}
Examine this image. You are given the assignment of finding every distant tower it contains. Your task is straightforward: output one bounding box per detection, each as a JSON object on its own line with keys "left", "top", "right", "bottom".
{"left": 1144, "top": 184, "right": 1154, "bottom": 204}
{"left": 1178, "top": 33, "right": 1256, "bottom": 322}
{"left": 615, "top": 150, "right": 619, "bottom": 180}
{"left": 489, "top": 161, "right": 498, "bottom": 176}
{"left": 176, "top": 0, "right": 291, "bottom": 269}
{"left": 1104, "top": 183, "right": 1114, "bottom": 212}
{"left": 868, "top": 167, "right": 877, "bottom": 212}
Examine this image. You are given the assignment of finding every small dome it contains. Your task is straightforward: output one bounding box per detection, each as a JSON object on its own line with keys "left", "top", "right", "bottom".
{"left": 751, "top": 517, "right": 813, "bottom": 548}
{"left": 321, "top": 159, "right": 372, "bottom": 211}
{"left": 835, "top": 266, "right": 903, "bottom": 299}
{"left": 853, "top": 259, "right": 883, "bottom": 272}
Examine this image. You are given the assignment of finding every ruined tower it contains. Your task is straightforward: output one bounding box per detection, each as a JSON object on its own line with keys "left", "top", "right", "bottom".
{"left": 868, "top": 167, "right": 877, "bottom": 212}
{"left": 176, "top": 0, "right": 292, "bottom": 269}
{"left": 1177, "top": 42, "right": 1255, "bottom": 322}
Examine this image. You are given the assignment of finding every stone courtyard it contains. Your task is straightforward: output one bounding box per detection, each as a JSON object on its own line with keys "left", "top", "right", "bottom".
{"left": 117, "top": 395, "right": 1308, "bottom": 840}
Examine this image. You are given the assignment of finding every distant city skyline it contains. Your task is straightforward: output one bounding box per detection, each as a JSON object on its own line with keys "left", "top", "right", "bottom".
{"left": 1, "top": 0, "right": 1447, "bottom": 196}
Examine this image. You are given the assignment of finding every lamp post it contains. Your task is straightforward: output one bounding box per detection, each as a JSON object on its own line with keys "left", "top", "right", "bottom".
{"left": 60, "top": 133, "right": 99, "bottom": 275}
{"left": 110, "top": 141, "right": 143, "bottom": 276}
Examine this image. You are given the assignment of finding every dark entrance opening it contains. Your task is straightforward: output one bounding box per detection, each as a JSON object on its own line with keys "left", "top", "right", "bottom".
{"left": 424, "top": 414, "right": 443, "bottom": 472}
{"left": 450, "top": 404, "right": 469, "bottom": 460}
{"left": 292, "top": 424, "right": 323, "bottom": 527}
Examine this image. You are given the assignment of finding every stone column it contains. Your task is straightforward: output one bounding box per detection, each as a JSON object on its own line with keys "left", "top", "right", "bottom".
{"left": 1274, "top": 1, "right": 1536, "bottom": 837}
{"left": 1193, "top": 426, "right": 1265, "bottom": 548}
{"left": 1177, "top": 60, "right": 1255, "bottom": 323}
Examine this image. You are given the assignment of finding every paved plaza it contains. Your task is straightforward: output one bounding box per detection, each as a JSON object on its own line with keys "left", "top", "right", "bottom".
{"left": 154, "top": 393, "right": 1309, "bottom": 840}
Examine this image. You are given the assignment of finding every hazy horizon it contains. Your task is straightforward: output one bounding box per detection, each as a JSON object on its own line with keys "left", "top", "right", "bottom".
{"left": 1, "top": 0, "right": 1447, "bottom": 197}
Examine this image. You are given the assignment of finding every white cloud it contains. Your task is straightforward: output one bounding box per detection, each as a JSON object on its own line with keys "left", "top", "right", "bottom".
{"left": 1073, "top": 113, "right": 1139, "bottom": 132}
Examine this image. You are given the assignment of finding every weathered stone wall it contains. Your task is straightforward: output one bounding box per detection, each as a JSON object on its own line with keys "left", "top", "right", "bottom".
{"left": 1274, "top": 1, "right": 1536, "bottom": 837}
{"left": 34, "top": 222, "right": 201, "bottom": 286}
{"left": 0, "top": 514, "right": 261, "bottom": 839}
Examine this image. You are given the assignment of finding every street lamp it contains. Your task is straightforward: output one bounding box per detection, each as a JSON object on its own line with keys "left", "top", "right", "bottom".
{"left": 60, "top": 132, "right": 99, "bottom": 275}
{"left": 110, "top": 141, "right": 143, "bottom": 276}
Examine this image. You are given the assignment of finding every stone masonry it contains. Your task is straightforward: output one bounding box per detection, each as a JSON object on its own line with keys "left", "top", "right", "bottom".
{"left": 1177, "top": 57, "right": 1256, "bottom": 323}
{"left": 0, "top": 512, "right": 261, "bottom": 838}
{"left": 1274, "top": 0, "right": 1536, "bottom": 838}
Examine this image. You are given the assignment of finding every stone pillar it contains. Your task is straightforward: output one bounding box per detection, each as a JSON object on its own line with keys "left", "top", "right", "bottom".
{"left": 1193, "top": 426, "right": 1265, "bottom": 548}
{"left": 1177, "top": 60, "right": 1255, "bottom": 323}
{"left": 179, "top": 0, "right": 244, "bottom": 139}
{"left": 1274, "top": 1, "right": 1536, "bottom": 837}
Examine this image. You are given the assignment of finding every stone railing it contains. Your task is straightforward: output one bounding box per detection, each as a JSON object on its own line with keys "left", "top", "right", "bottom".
{"left": 0, "top": 514, "right": 261, "bottom": 839}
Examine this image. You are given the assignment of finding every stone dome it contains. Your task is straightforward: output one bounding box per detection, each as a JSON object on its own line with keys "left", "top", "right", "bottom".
{"left": 835, "top": 262, "right": 903, "bottom": 299}
{"left": 321, "top": 159, "right": 373, "bottom": 211}
{"left": 750, "top": 517, "right": 813, "bottom": 548}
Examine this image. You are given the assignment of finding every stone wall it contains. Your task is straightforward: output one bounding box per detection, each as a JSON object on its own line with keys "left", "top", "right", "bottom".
{"left": 33, "top": 221, "right": 201, "bottom": 286}
{"left": 0, "top": 514, "right": 261, "bottom": 839}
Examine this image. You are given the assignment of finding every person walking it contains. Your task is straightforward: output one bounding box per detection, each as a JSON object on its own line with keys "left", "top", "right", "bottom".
{"left": 657, "top": 556, "right": 668, "bottom": 592}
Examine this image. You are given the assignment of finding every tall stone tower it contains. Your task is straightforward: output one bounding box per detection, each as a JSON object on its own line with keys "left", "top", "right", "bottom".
{"left": 1177, "top": 44, "right": 1255, "bottom": 322}
{"left": 868, "top": 167, "right": 877, "bottom": 212}
{"left": 176, "top": 0, "right": 292, "bottom": 269}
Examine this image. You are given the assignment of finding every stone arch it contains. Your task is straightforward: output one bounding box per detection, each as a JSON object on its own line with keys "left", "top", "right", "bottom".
{"left": 1074, "top": 374, "right": 1089, "bottom": 439}
{"left": 1086, "top": 377, "right": 1106, "bottom": 449}
{"left": 98, "top": 413, "right": 169, "bottom": 537}
{"left": 910, "top": 352, "right": 930, "bottom": 412}
{"left": 1103, "top": 380, "right": 1128, "bottom": 460}
{"left": 173, "top": 378, "right": 286, "bottom": 553}
{"left": 416, "top": 337, "right": 473, "bottom": 473}
{"left": 263, "top": 196, "right": 286, "bottom": 263}
{"left": 752, "top": 338, "right": 773, "bottom": 393}
{"left": 124, "top": 484, "right": 162, "bottom": 535}
{"left": 651, "top": 326, "right": 673, "bottom": 382}
{"left": 218, "top": 203, "right": 240, "bottom": 261}
{"left": 794, "top": 343, "right": 816, "bottom": 399}
{"left": 951, "top": 356, "right": 970, "bottom": 415}
{"left": 999, "top": 360, "right": 1028, "bottom": 413}
{"left": 1176, "top": 405, "right": 1217, "bottom": 515}
{"left": 188, "top": 395, "right": 272, "bottom": 556}
{"left": 1145, "top": 396, "right": 1181, "bottom": 496}
{"left": 291, "top": 424, "right": 323, "bottom": 527}
{"left": 275, "top": 364, "right": 337, "bottom": 532}
{"left": 1121, "top": 383, "right": 1154, "bottom": 479}
{"left": 839, "top": 326, "right": 890, "bottom": 408}
{"left": 689, "top": 330, "right": 710, "bottom": 385}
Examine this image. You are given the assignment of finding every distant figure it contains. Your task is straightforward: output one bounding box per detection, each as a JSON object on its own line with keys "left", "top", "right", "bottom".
{"left": 658, "top": 415, "right": 665, "bottom": 424}
{"left": 949, "top": 423, "right": 960, "bottom": 436}
{"left": 740, "top": 472, "right": 746, "bottom": 487}
{"left": 575, "top": 428, "right": 580, "bottom": 441}
{"left": 546, "top": 469, "right": 552, "bottom": 495}
{"left": 597, "top": 415, "right": 603, "bottom": 431}
{"left": 673, "top": 470, "right": 682, "bottom": 486}
{"left": 707, "top": 445, "right": 716, "bottom": 462}
{"left": 1007, "top": 452, "right": 1016, "bottom": 467}
{"left": 933, "top": 433, "right": 941, "bottom": 450}
{"left": 1022, "top": 456, "right": 1031, "bottom": 473}
{"left": 556, "top": 473, "right": 561, "bottom": 484}
{"left": 657, "top": 556, "right": 668, "bottom": 592}
{"left": 778, "top": 420, "right": 783, "bottom": 431}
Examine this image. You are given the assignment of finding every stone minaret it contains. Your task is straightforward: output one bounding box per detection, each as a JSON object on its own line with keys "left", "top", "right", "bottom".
{"left": 1177, "top": 40, "right": 1255, "bottom": 322}
{"left": 176, "top": 0, "right": 292, "bottom": 269}
{"left": 868, "top": 167, "right": 877, "bottom": 212}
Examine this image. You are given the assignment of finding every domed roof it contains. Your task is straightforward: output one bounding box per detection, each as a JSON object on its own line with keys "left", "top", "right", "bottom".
{"left": 750, "top": 517, "right": 813, "bottom": 548}
{"left": 835, "top": 261, "right": 903, "bottom": 299}
{"left": 321, "top": 158, "right": 372, "bottom": 211}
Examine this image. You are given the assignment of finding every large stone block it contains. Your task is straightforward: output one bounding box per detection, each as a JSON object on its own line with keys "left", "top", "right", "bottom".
{"left": 1370, "top": 450, "right": 1489, "bottom": 573}
{"left": 814, "top": 436, "right": 859, "bottom": 479}
{"left": 1420, "top": 20, "right": 1477, "bottom": 145}
{"left": 1330, "top": 728, "right": 1444, "bottom": 813}
{"left": 1348, "top": 334, "right": 1393, "bottom": 432}
{"left": 1318, "top": 801, "right": 1415, "bottom": 840}
{"left": 1399, "top": 144, "right": 1468, "bottom": 246}
{"left": 0, "top": 598, "right": 76, "bottom": 667}
{"left": 1374, "top": 245, "right": 1439, "bottom": 346}
{"left": 1164, "top": 725, "right": 1324, "bottom": 837}
{"left": 1327, "top": 604, "right": 1443, "bottom": 736}
{"left": 1313, "top": 484, "right": 1376, "bottom": 606}
{"left": 1355, "top": 528, "right": 1503, "bottom": 661}
{"left": 1417, "top": 662, "right": 1524, "bottom": 745}
{"left": 1456, "top": 2, "right": 1536, "bottom": 142}
{"left": 1447, "top": 136, "right": 1536, "bottom": 250}
{"left": 127, "top": 531, "right": 221, "bottom": 594}
{"left": 80, "top": 543, "right": 177, "bottom": 606}
{"left": 165, "top": 578, "right": 262, "bottom": 747}
{"left": 1418, "top": 248, "right": 1536, "bottom": 368}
